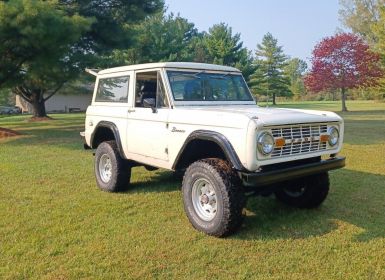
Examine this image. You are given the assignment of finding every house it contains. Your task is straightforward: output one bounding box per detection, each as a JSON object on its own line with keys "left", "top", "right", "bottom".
{"left": 16, "top": 93, "right": 92, "bottom": 113}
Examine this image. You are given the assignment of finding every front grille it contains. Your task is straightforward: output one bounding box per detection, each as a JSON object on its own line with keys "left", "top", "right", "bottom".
{"left": 270, "top": 124, "right": 328, "bottom": 158}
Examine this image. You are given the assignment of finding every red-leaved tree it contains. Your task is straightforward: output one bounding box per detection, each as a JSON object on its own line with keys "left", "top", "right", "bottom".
{"left": 305, "top": 33, "right": 382, "bottom": 111}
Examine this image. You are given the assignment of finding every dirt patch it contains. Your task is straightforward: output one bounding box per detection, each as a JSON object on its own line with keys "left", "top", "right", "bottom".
{"left": 0, "top": 128, "right": 21, "bottom": 138}
{"left": 28, "top": 116, "right": 53, "bottom": 122}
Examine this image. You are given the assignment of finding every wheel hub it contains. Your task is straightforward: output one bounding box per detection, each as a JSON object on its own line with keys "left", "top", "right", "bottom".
{"left": 201, "top": 194, "right": 209, "bottom": 204}
{"left": 99, "top": 154, "right": 112, "bottom": 183}
{"left": 192, "top": 178, "right": 217, "bottom": 221}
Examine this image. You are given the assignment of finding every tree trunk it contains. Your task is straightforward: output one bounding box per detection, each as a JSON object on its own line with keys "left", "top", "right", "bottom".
{"left": 341, "top": 87, "right": 348, "bottom": 112}
{"left": 15, "top": 84, "right": 63, "bottom": 119}
{"left": 272, "top": 92, "right": 276, "bottom": 105}
{"left": 30, "top": 90, "right": 47, "bottom": 118}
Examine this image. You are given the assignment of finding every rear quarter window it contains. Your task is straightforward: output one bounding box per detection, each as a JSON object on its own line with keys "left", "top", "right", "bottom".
{"left": 95, "top": 76, "right": 129, "bottom": 103}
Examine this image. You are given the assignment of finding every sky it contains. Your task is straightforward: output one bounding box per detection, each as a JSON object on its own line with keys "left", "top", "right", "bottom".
{"left": 165, "top": 0, "right": 344, "bottom": 63}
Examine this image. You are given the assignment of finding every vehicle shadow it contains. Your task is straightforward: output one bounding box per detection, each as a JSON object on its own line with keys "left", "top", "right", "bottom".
{"left": 124, "top": 167, "right": 385, "bottom": 242}
{"left": 233, "top": 168, "right": 385, "bottom": 242}
{"left": 126, "top": 169, "right": 182, "bottom": 194}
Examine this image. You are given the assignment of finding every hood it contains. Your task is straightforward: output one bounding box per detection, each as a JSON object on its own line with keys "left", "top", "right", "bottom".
{"left": 173, "top": 105, "right": 342, "bottom": 127}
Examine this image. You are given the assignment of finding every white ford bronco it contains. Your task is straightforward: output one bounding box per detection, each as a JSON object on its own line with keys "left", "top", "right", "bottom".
{"left": 82, "top": 62, "right": 345, "bottom": 237}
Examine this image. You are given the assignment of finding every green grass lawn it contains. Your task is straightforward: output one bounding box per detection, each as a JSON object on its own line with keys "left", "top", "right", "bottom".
{"left": 1, "top": 101, "right": 384, "bottom": 279}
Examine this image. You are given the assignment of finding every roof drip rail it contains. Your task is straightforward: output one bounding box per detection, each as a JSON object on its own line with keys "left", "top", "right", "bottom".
{"left": 85, "top": 68, "right": 100, "bottom": 76}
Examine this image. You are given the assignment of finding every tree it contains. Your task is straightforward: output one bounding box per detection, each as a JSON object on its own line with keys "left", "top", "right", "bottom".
{"left": 0, "top": 88, "right": 14, "bottom": 106}
{"left": 339, "top": 0, "right": 384, "bottom": 45}
{"left": 0, "top": 0, "right": 93, "bottom": 117}
{"left": 60, "top": 0, "right": 164, "bottom": 61}
{"left": 204, "top": 23, "right": 243, "bottom": 65}
{"left": 371, "top": 5, "right": 385, "bottom": 96}
{"left": 234, "top": 49, "right": 255, "bottom": 83}
{"left": 202, "top": 23, "right": 255, "bottom": 81}
{"left": 0, "top": 0, "right": 91, "bottom": 87}
{"left": 284, "top": 58, "right": 308, "bottom": 100}
{"left": 305, "top": 33, "right": 382, "bottom": 111}
{"left": 0, "top": 0, "right": 163, "bottom": 118}
{"left": 250, "top": 33, "right": 291, "bottom": 105}
{"left": 339, "top": 0, "right": 385, "bottom": 100}
{"left": 187, "top": 34, "right": 212, "bottom": 63}
{"left": 111, "top": 12, "right": 198, "bottom": 64}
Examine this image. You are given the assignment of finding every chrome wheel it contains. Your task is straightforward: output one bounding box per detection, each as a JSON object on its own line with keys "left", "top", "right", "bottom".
{"left": 192, "top": 178, "right": 217, "bottom": 221}
{"left": 99, "top": 154, "right": 112, "bottom": 183}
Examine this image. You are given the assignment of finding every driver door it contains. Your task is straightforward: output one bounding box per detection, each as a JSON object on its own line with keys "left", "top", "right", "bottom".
{"left": 126, "top": 70, "right": 170, "bottom": 161}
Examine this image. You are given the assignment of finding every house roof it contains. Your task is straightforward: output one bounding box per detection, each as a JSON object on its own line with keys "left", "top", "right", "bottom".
{"left": 97, "top": 62, "right": 241, "bottom": 75}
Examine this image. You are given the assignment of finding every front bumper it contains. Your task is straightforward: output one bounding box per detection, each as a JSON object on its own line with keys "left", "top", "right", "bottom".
{"left": 240, "top": 156, "right": 345, "bottom": 187}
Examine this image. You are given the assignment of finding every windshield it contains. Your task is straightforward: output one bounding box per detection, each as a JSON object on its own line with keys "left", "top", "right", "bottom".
{"left": 167, "top": 71, "right": 254, "bottom": 102}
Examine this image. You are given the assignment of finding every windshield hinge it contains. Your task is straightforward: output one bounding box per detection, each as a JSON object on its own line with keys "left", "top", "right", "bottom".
{"left": 85, "top": 68, "right": 100, "bottom": 76}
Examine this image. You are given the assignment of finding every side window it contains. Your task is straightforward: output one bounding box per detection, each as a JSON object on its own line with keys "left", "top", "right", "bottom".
{"left": 135, "top": 71, "right": 169, "bottom": 108}
{"left": 95, "top": 76, "right": 129, "bottom": 103}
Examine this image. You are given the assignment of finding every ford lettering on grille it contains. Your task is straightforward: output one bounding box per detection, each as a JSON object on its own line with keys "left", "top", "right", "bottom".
{"left": 270, "top": 124, "right": 328, "bottom": 158}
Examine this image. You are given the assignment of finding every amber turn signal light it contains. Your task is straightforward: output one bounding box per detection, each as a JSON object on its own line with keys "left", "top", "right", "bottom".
{"left": 275, "top": 137, "right": 285, "bottom": 147}
{"left": 320, "top": 134, "right": 330, "bottom": 143}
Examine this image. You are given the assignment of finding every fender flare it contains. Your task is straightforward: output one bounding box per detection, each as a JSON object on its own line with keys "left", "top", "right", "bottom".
{"left": 172, "top": 130, "right": 245, "bottom": 171}
{"left": 91, "top": 121, "right": 127, "bottom": 159}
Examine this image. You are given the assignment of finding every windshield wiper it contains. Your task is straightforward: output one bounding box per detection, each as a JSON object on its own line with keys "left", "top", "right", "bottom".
{"left": 207, "top": 73, "right": 232, "bottom": 80}
{"left": 219, "top": 73, "right": 231, "bottom": 78}
{"left": 193, "top": 71, "right": 205, "bottom": 78}
{"left": 176, "top": 71, "right": 205, "bottom": 79}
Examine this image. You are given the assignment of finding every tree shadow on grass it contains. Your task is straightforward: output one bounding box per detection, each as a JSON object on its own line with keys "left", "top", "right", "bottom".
{"left": 233, "top": 168, "right": 385, "bottom": 242}
{"left": 0, "top": 126, "right": 86, "bottom": 151}
{"left": 0, "top": 114, "right": 85, "bottom": 147}
{"left": 343, "top": 119, "right": 385, "bottom": 145}
{"left": 339, "top": 109, "right": 385, "bottom": 117}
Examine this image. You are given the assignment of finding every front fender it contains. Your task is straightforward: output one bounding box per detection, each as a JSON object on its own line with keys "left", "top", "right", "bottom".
{"left": 172, "top": 130, "right": 245, "bottom": 171}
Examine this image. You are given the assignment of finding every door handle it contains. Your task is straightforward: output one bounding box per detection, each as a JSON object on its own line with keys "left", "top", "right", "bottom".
{"left": 127, "top": 109, "right": 136, "bottom": 113}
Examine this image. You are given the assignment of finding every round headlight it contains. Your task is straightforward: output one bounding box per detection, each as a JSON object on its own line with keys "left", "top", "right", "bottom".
{"left": 257, "top": 132, "right": 275, "bottom": 155}
{"left": 328, "top": 126, "right": 339, "bottom": 146}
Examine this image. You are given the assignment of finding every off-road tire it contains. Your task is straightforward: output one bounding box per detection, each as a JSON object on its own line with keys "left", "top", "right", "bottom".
{"left": 182, "top": 158, "right": 246, "bottom": 237}
{"left": 94, "top": 141, "right": 131, "bottom": 192}
{"left": 274, "top": 172, "right": 330, "bottom": 208}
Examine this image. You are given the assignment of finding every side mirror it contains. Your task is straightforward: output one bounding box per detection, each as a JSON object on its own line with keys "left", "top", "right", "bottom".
{"left": 143, "top": 98, "right": 157, "bottom": 113}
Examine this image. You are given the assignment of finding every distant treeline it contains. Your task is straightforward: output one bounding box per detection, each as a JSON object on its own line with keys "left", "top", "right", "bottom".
{"left": 0, "top": 1, "right": 384, "bottom": 116}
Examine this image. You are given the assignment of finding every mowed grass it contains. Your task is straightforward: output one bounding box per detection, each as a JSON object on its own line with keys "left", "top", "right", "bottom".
{"left": 0, "top": 101, "right": 385, "bottom": 279}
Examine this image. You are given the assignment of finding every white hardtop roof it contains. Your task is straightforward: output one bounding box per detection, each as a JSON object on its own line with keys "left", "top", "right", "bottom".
{"left": 97, "top": 62, "right": 241, "bottom": 75}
